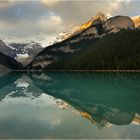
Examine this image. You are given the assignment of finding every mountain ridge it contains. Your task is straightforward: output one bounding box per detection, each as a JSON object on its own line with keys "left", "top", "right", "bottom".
{"left": 0, "top": 14, "right": 140, "bottom": 70}
{"left": 0, "top": 52, "right": 23, "bottom": 71}
{"left": 46, "top": 29, "right": 140, "bottom": 70}
{"left": 28, "top": 15, "right": 136, "bottom": 70}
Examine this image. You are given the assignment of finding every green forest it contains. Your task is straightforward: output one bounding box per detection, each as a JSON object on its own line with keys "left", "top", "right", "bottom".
{"left": 47, "top": 29, "right": 140, "bottom": 70}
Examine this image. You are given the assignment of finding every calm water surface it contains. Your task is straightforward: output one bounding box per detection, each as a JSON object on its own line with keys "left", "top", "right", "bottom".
{"left": 0, "top": 72, "right": 140, "bottom": 139}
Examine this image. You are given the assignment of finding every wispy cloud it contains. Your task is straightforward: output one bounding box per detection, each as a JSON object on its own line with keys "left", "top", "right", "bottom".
{"left": 0, "top": 0, "right": 139, "bottom": 46}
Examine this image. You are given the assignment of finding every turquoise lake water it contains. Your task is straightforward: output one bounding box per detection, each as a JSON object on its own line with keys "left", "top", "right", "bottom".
{"left": 0, "top": 72, "right": 140, "bottom": 139}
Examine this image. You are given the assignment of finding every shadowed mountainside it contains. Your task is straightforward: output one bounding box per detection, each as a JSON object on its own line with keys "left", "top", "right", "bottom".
{"left": 0, "top": 52, "right": 23, "bottom": 71}
{"left": 46, "top": 29, "right": 140, "bottom": 70}
{"left": 27, "top": 15, "right": 135, "bottom": 70}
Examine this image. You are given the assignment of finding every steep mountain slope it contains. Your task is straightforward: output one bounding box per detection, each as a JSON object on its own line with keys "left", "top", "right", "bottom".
{"left": 0, "top": 52, "right": 23, "bottom": 70}
{"left": 64, "top": 13, "right": 107, "bottom": 39}
{"left": 9, "top": 42, "right": 43, "bottom": 65}
{"left": 27, "top": 38, "right": 99, "bottom": 69}
{"left": 0, "top": 40, "right": 16, "bottom": 58}
{"left": 28, "top": 15, "right": 135, "bottom": 70}
{"left": 58, "top": 14, "right": 134, "bottom": 41}
{"left": 132, "top": 16, "right": 140, "bottom": 28}
{"left": 0, "top": 39, "right": 43, "bottom": 65}
{"left": 56, "top": 14, "right": 107, "bottom": 41}
{"left": 104, "top": 16, "right": 135, "bottom": 33}
{"left": 47, "top": 29, "right": 140, "bottom": 70}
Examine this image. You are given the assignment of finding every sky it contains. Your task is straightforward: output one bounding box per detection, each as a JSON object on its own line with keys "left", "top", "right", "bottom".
{"left": 0, "top": 0, "right": 140, "bottom": 47}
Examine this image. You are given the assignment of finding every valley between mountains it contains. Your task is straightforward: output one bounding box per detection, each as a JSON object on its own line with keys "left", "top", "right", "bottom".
{"left": 0, "top": 14, "right": 140, "bottom": 71}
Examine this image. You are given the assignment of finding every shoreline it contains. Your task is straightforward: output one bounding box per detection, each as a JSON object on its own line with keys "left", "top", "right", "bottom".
{"left": 1, "top": 70, "right": 140, "bottom": 73}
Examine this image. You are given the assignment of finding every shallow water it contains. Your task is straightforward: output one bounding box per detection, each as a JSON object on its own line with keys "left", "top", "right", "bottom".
{"left": 0, "top": 72, "right": 140, "bottom": 139}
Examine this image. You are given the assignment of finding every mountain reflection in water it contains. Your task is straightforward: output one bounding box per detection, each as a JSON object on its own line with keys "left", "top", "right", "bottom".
{"left": 0, "top": 72, "right": 140, "bottom": 139}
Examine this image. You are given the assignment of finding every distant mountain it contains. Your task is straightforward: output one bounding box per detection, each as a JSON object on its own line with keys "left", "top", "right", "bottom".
{"left": 28, "top": 15, "right": 135, "bottom": 70}
{"left": 46, "top": 29, "right": 140, "bottom": 70}
{"left": 0, "top": 52, "right": 23, "bottom": 71}
{"left": 0, "top": 39, "right": 16, "bottom": 58}
{"left": 9, "top": 42, "right": 43, "bottom": 65}
{"left": 132, "top": 16, "right": 140, "bottom": 28}
{"left": 0, "top": 39, "right": 43, "bottom": 66}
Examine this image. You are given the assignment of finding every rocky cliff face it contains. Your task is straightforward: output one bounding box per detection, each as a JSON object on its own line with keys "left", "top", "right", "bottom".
{"left": 28, "top": 15, "right": 136, "bottom": 70}
{"left": 57, "top": 14, "right": 107, "bottom": 41}
{"left": 9, "top": 43, "right": 43, "bottom": 65}
{"left": 0, "top": 40, "right": 43, "bottom": 66}
{"left": 132, "top": 16, "right": 140, "bottom": 28}
{"left": 104, "top": 16, "right": 135, "bottom": 33}
{"left": 68, "top": 13, "right": 107, "bottom": 38}
{"left": 0, "top": 40, "right": 16, "bottom": 58}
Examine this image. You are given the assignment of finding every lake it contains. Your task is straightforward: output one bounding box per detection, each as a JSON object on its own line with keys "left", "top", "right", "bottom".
{"left": 0, "top": 72, "right": 140, "bottom": 139}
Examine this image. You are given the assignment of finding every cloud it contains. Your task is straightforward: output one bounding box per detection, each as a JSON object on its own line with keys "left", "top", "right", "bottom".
{"left": 0, "top": 0, "right": 140, "bottom": 46}
{"left": 38, "top": 15, "right": 64, "bottom": 33}
{"left": 41, "top": 0, "right": 139, "bottom": 26}
{"left": 0, "top": 0, "right": 13, "bottom": 9}
{"left": 42, "top": 0, "right": 59, "bottom": 7}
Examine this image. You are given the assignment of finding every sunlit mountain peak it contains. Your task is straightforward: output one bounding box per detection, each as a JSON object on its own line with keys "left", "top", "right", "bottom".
{"left": 132, "top": 15, "right": 140, "bottom": 28}
{"left": 57, "top": 13, "right": 107, "bottom": 41}
{"left": 80, "top": 13, "right": 107, "bottom": 31}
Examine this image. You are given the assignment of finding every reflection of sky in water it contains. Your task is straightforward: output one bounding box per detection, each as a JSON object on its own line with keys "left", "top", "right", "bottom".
{"left": 0, "top": 72, "right": 139, "bottom": 139}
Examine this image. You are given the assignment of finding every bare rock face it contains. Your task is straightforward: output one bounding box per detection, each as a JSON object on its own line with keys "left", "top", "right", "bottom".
{"left": 132, "top": 16, "right": 140, "bottom": 28}
{"left": 104, "top": 16, "right": 135, "bottom": 33}
{"left": 79, "top": 13, "right": 107, "bottom": 32}
{"left": 9, "top": 43, "right": 43, "bottom": 65}
{"left": 60, "top": 13, "right": 107, "bottom": 40}
{"left": 0, "top": 40, "right": 16, "bottom": 58}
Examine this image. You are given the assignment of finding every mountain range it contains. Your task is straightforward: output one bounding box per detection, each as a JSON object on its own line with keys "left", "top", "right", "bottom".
{"left": 0, "top": 41, "right": 43, "bottom": 67}
{"left": 9, "top": 42, "right": 43, "bottom": 65}
{"left": 0, "top": 14, "right": 140, "bottom": 71}
{"left": 27, "top": 15, "right": 137, "bottom": 70}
